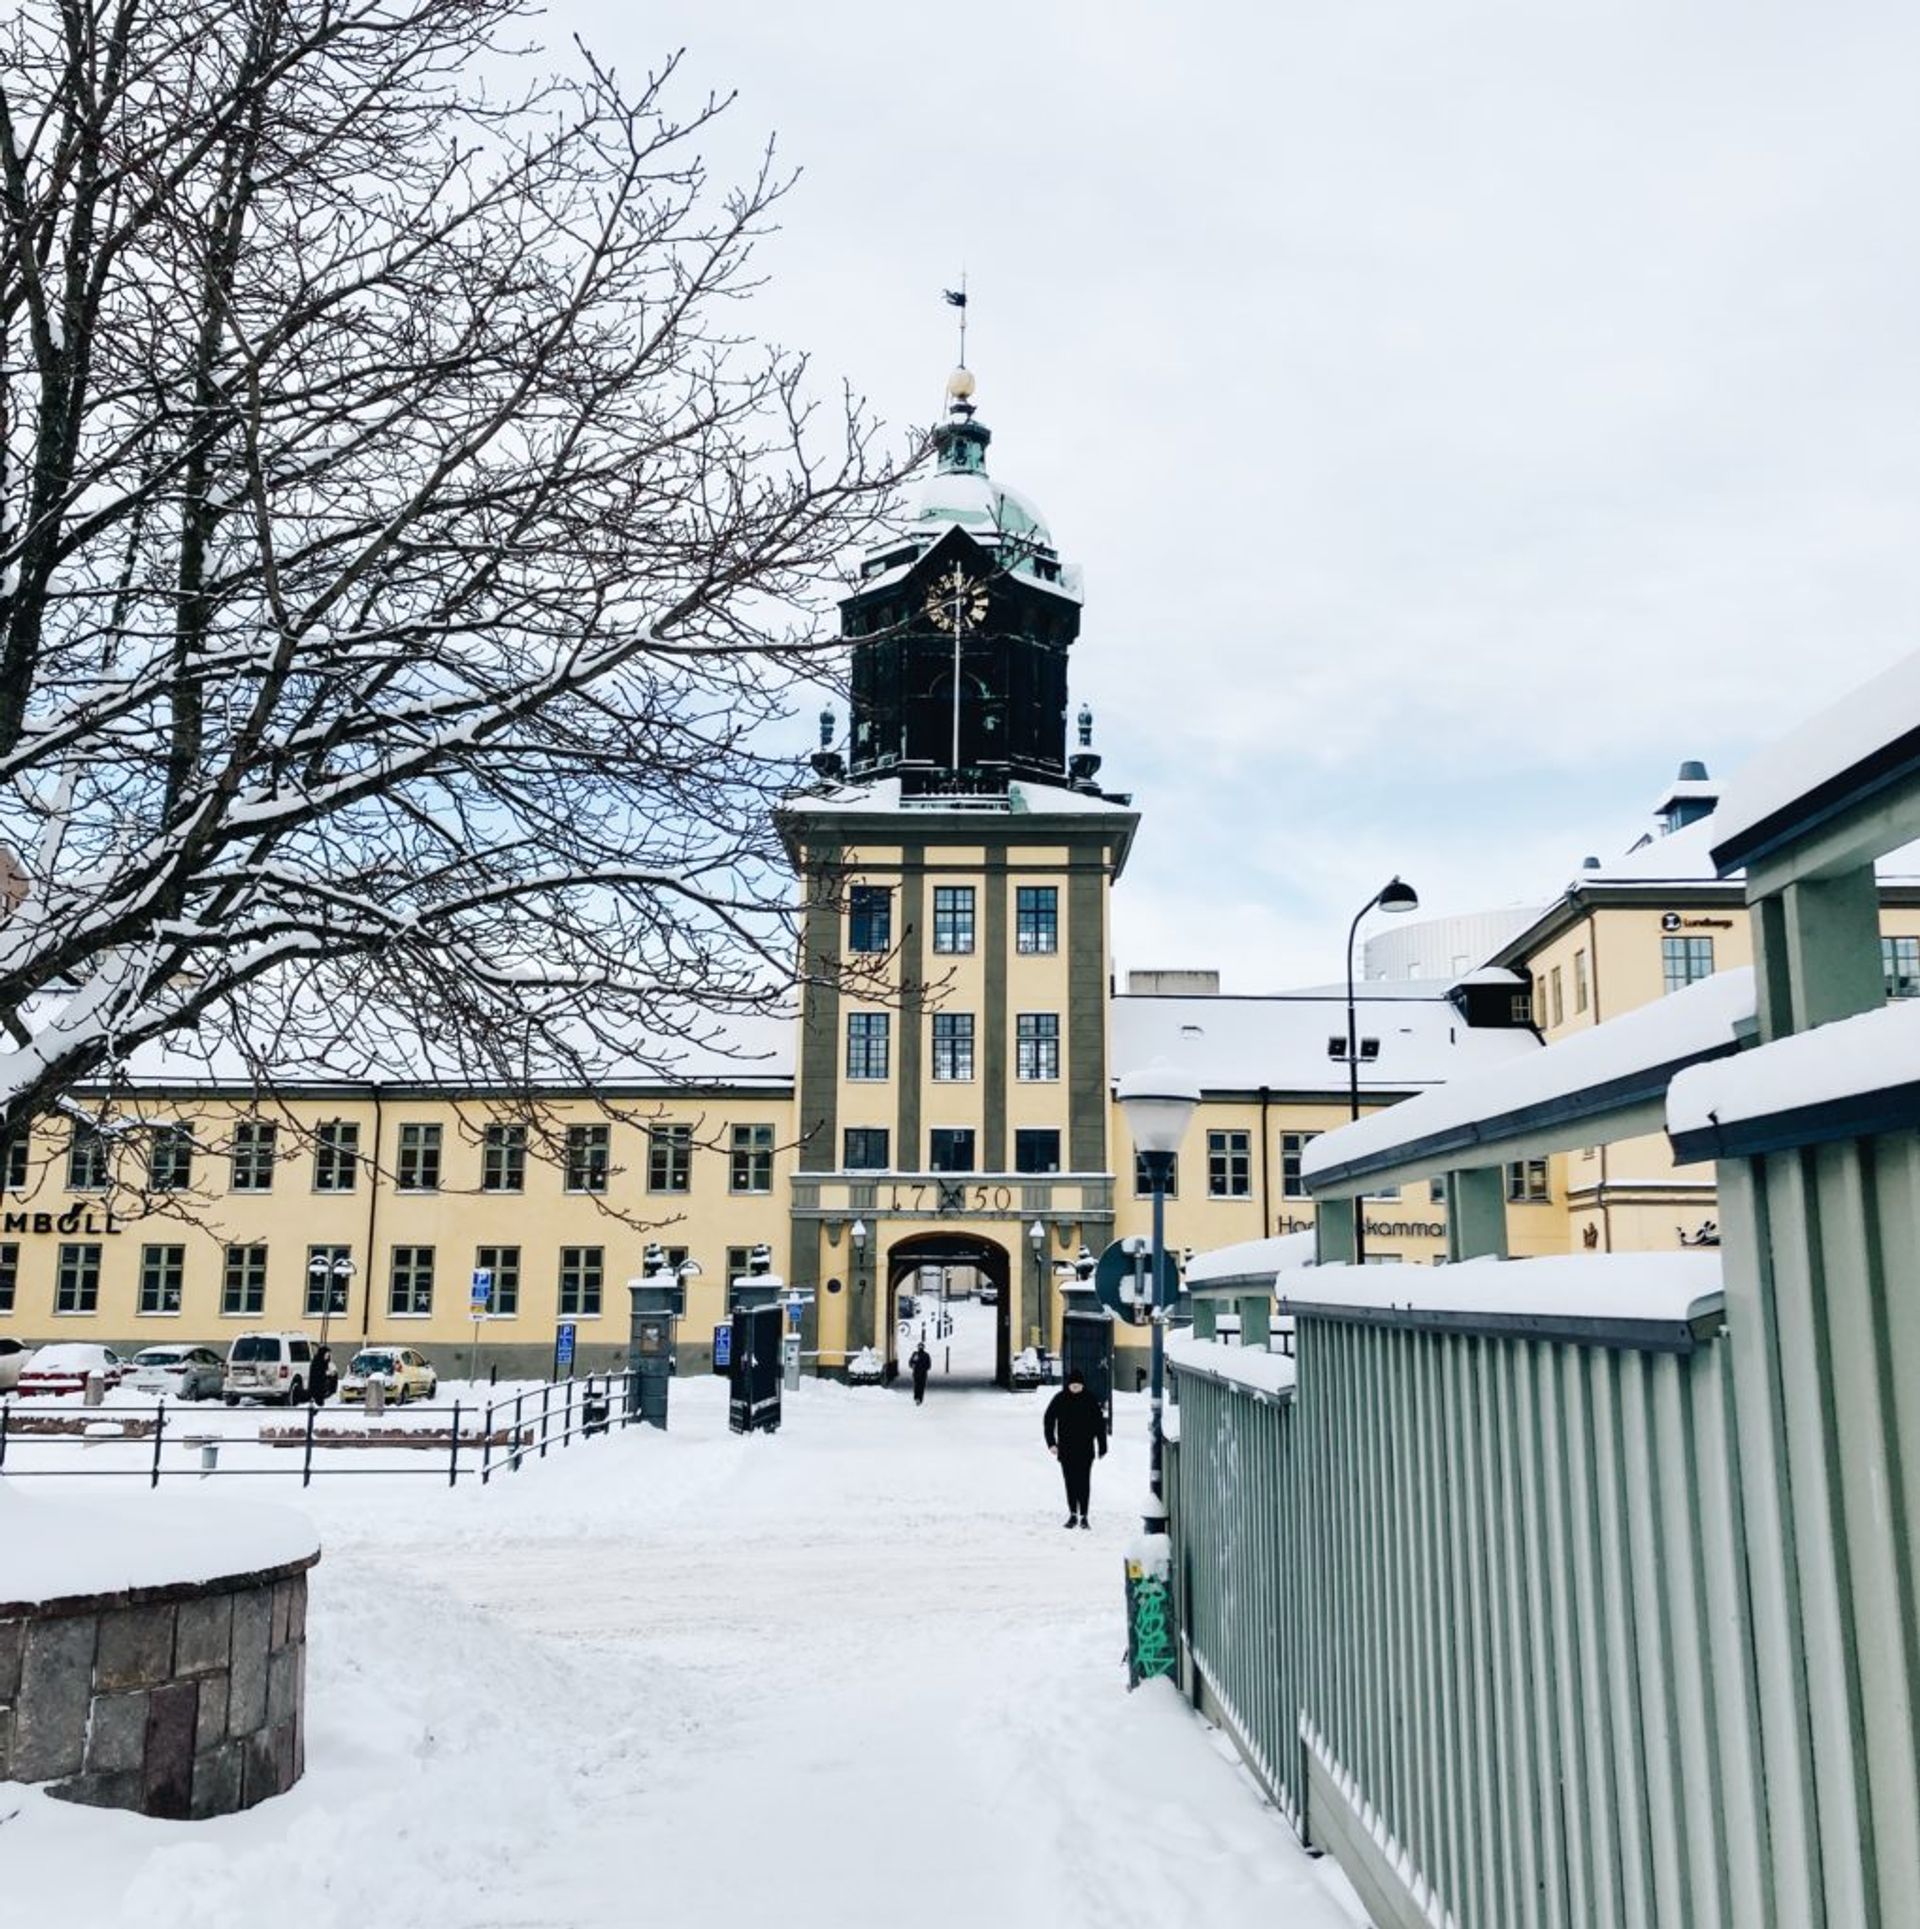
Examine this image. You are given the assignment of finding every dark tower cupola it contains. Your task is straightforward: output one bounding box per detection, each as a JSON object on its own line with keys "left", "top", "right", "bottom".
{"left": 840, "top": 370, "right": 1083, "bottom": 797}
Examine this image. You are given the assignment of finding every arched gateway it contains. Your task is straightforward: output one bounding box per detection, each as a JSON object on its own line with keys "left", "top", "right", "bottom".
{"left": 883, "top": 1230, "right": 1012, "bottom": 1387}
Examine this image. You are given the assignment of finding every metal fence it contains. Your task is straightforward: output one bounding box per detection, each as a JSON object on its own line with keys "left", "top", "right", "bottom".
{"left": 0, "top": 1371, "right": 638, "bottom": 1489}
{"left": 1168, "top": 1312, "right": 1773, "bottom": 1929}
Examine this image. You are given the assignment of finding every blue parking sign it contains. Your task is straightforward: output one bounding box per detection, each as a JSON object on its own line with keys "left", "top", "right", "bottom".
{"left": 713, "top": 1323, "right": 733, "bottom": 1368}
{"left": 554, "top": 1321, "right": 577, "bottom": 1376}
{"left": 471, "top": 1268, "right": 493, "bottom": 1313}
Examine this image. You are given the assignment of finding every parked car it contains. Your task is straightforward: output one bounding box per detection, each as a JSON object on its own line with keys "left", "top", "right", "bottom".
{"left": 0, "top": 1336, "right": 34, "bottom": 1393}
{"left": 15, "top": 1341, "right": 130, "bottom": 1397}
{"left": 222, "top": 1331, "right": 316, "bottom": 1405}
{"left": 339, "top": 1346, "right": 437, "bottom": 1405}
{"left": 978, "top": 1283, "right": 999, "bottom": 1305}
{"left": 127, "top": 1344, "right": 225, "bottom": 1401}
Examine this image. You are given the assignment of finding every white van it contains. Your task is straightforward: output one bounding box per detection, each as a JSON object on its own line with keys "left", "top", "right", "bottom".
{"left": 223, "top": 1331, "right": 316, "bottom": 1405}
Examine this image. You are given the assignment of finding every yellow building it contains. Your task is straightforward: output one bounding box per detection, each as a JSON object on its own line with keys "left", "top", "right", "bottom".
{"left": 0, "top": 375, "right": 1535, "bottom": 1382}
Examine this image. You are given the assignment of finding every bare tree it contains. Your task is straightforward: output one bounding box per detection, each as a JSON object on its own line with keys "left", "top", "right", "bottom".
{"left": 0, "top": 0, "right": 904, "bottom": 1148}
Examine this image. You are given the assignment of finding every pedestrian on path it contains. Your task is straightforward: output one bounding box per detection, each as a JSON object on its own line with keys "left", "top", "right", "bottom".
{"left": 1043, "top": 1369, "right": 1106, "bottom": 1528}
{"left": 308, "top": 1342, "right": 333, "bottom": 1406}
{"left": 909, "top": 1340, "right": 932, "bottom": 1405}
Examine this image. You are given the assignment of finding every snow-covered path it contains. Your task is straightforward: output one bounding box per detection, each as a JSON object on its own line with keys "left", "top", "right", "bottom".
{"left": 8, "top": 1372, "right": 1366, "bottom": 1929}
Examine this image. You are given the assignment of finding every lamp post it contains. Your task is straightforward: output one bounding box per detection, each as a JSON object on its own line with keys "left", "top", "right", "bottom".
{"left": 307, "top": 1251, "right": 353, "bottom": 1349}
{"left": 1028, "top": 1219, "right": 1047, "bottom": 1357}
{"left": 850, "top": 1218, "right": 869, "bottom": 1360}
{"left": 1345, "top": 877, "right": 1419, "bottom": 1264}
{"left": 1117, "top": 1065, "right": 1201, "bottom": 1499}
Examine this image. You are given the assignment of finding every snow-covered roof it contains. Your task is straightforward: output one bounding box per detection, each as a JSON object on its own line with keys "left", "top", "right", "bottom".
{"left": 1301, "top": 967, "right": 1754, "bottom": 1188}
{"left": 781, "top": 776, "right": 1135, "bottom": 819}
{"left": 1186, "top": 1231, "right": 1316, "bottom": 1290}
{"left": 1668, "top": 995, "right": 1920, "bottom": 1158}
{"left": 1112, "top": 990, "right": 1536, "bottom": 1099}
{"left": 1712, "top": 649, "right": 1920, "bottom": 870}
{"left": 1277, "top": 1253, "right": 1725, "bottom": 1350}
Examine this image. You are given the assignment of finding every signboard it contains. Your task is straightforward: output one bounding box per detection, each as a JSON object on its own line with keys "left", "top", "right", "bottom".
{"left": 1094, "top": 1238, "right": 1179, "bottom": 1327}
{"left": 553, "top": 1321, "right": 577, "bottom": 1378}
{"left": 727, "top": 1303, "right": 783, "bottom": 1435}
{"left": 470, "top": 1268, "right": 493, "bottom": 1314}
{"left": 712, "top": 1323, "right": 733, "bottom": 1372}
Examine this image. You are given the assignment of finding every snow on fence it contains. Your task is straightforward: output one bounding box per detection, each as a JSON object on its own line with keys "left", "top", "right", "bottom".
{"left": 0, "top": 1372, "right": 638, "bottom": 1489}
{"left": 1166, "top": 1263, "right": 1771, "bottom": 1929}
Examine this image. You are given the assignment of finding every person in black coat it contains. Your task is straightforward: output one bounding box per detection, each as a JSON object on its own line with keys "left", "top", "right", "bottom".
{"left": 307, "top": 1343, "right": 333, "bottom": 1406}
{"left": 908, "top": 1340, "right": 932, "bottom": 1405}
{"left": 1043, "top": 1369, "right": 1107, "bottom": 1527}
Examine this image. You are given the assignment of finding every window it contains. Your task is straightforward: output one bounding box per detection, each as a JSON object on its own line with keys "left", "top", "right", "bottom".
{"left": 726, "top": 1244, "right": 755, "bottom": 1285}
{"left": 848, "top": 885, "right": 892, "bottom": 954}
{"left": 929, "top": 1128, "right": 975, "bottom": 1173}
{"left": 388, "top": 1245, "right": 435, "bottom": 1317}
{"left": 1016, "top": 1013, "right": 1060, "bottom": 1082}
{"left": 843, "top": 1127, "right": 890, "bottom": 1170}
{"left": 1506, "top": 1158, "right": 1550, "bottom": 1204}
{"left": 222, "top": 1244, "right": 268, "bottom": 1316}
{"left": 1662, "top": 936, "right": 1714, "bottom": 994}
{"left": 474, "top": 1245, "right": 520, "bottom": 1317}
{"left": 1429, "top": 1176, "right": 1447, "bottom": 1204}
{"left": 1535, "top": 976, "right": 1549, "bottom": 1027}
{"left": 139, "top": 1243, "right": 185, "bottom": 1315}
{"left": 846, "top": 1012, "right": 891, "bottom": 1081}
{"left": 396, "top": 1122, "right": 442, "bottom": 1192}
{"left": 1883, "top": 935, "right": 1920, "bottom": 1001}
{"left": 932, "top": 1012, "right": 975, "bottom": 1081}
{"left": 305, "top": 1244, "right": 353, "bottom": 1318}
{"left": 559, "top": 1246, "right": 604, "bottom": 1318}
{"left": 229, "top": 1120, "right": 276, "bottom": 1192}
{"left": 482, "top": 1124, "right": 526, "bottom": 1193}
{"left": 730, "top": 1123, "right": 774, "bottom": 1194}
{"left": 1016, "top": 886, "right": 1058, "bottom": 954}
{"left": 648, "top": 1125, "right": 692, "bottom": 1193}
{"left": 0, "top": 1242, "right": 15, "bottom": 1314}
{"left": 1326, "top": 1036, "right": 1379, "bottom": 1062}
{"left": 1133, "top": 1152, "right": 1178, "bottom": 1198}
{"left": 147, "top": 1121, "right": 194, "bottom": 1192}
{"left": 932, "top": 886, "right": 975, "bottom": 954}
{"left": 566, "top": 1124, "right": 610, "bottom": 1194}
{"left": 1015, "top": 1128, "right": 1061, "bottom": 1175}
{"left": 1, "top": 1137, "right": 24, "bottom": 1190}
{"left": 1280, "top": 1132, "right": 1321, "bottom": 1200}
{"left": 1549, "top": 967, "right": 1564, "bottom": 1029}
{"left": 1574, "top": 948, "right": 1591, "bottom": 1015}
{"left": 1208, "top": 1130, "right": 1252, "bottom": 1199}
{"left": 314, "top": 1121, "right": 360, "bottom": 1192}
{"left": 56, "top": 1242, "right": 102, "bottom": 1313}
{"left": 1510, "top": 991, "right": 1533, "bottom": 1025}
{"left": 67, "top": 1123, "right": 107, "bottom": 1192}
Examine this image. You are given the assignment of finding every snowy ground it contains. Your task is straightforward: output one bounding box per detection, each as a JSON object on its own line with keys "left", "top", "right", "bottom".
{"left": 6, "top": 1309, "right": 1367, "bottom": 1929}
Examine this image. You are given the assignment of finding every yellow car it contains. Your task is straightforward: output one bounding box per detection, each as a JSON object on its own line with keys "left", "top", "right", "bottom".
{"left": 339, "top": 1346, "right": 438, "bottom": 1405}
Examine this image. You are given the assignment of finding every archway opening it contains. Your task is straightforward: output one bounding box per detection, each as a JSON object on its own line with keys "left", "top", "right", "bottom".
{"left": 883, "top": 1231, "right": 1012, "bottom": 1389}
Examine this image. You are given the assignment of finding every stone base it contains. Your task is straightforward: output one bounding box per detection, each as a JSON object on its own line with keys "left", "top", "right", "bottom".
{"left": 1, "top": 1555, "right": 315, "bottom": 1819}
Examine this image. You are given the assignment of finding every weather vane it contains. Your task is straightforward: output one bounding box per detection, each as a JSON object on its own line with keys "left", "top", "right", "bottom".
{"left": 942, "top": 274, "right": 968, "bottom": 372}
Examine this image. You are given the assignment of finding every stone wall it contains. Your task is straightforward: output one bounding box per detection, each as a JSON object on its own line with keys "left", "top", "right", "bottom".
{"left": 0, "top": 1552, "right": 317, "bottom": 1819}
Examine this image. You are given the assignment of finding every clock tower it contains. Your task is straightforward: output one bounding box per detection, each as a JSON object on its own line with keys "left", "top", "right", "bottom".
{"left": 776, "top": 368, "right": 1137, "bottom": 1385}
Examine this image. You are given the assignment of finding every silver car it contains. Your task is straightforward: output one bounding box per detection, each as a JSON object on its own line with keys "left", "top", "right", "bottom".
{"left": 129, "top": 1343, "right": 225, "bottom": 1401}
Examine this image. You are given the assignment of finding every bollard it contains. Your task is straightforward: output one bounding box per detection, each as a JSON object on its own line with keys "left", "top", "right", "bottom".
{"left": 199, "top": 1439, "right": 220, "bottom": 1477}
{"left": 366, "top": 1374, "right": 385, "bottom": 1419}
{"left": 84, "top": 1370, "right": 105, "bottom": 1408}
{"left": 1124, "top": 1494, "right": 1177, "bottom": 1690}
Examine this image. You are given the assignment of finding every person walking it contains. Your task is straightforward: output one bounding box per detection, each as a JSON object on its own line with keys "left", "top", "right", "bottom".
{"left": 1043, "top": 1369, "right": 1107, "bottom": 1528}
{"left": 908, "top": 1339, "right": 933, "bottom": 1405}
{"left": 308, "top": 1342, "right": 333, "bottom": 1406}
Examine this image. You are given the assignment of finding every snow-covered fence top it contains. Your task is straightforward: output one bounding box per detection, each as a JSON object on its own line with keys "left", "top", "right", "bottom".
{"left": 1275, "top": 1253, "right": 1724, "bottom": 1353}
{"left": 1669, "top": 993, "right": 1920, "bottom": 1162}
{"left": 1164, "top": 1332, "right": 1296, "bottom": 1401}
{"left": 1184, "top": 1231, "right": 1315, "bottom": 1294}
{"left": 1302, "top": 967, "right": 1754, "bottom": 1196}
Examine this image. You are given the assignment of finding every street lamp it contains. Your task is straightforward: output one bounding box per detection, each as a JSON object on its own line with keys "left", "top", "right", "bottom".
{"left": 1345, "top": 876, "right": 1419, "bottom": 1263}
{"left": 1117, "top": 1064, "right": 1201, "bottom": 1499}
{"left": 1028, "top": 1219, "right": 1047, "bottom": 1357}
{"left": 307, "top": 1250, "right": 354, "bottom": 1348}
{"left": 849, "top": 1219, "right": 869, "bottom": 1360}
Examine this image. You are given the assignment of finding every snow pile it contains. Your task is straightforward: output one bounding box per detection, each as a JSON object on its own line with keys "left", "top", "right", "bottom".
{"left": 1302, "top": 966, "right": 1754, "bottom": 1182}
{"left": 0, "top": 1487, "right": 318, "bottom": 1604}
{"left": 1669, "top": 994, "right": 1920, "bottom": 1139}
{"left": 1278, "top": 1253, "right": 1723, "bottom": 1325}
{"left": 1165, "top": 1333, "right": 1297, "bottom": 1398}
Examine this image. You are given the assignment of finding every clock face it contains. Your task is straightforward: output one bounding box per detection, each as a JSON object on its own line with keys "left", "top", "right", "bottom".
{"left": 924, "top": 564, "right": 989, "bottom": 633}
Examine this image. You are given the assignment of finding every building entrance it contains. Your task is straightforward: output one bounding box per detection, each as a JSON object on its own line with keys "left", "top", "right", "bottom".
{"left": 884, "top": 1232, "right": 1012, "bottom": 1388}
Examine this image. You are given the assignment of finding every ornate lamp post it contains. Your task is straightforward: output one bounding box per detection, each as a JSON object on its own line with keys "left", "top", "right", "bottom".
{"left": 1345, "top": 877, "right": 1418, "bottom": 1263}
{"left": 307, "top": 1251, "right": 354, "bottom": 1349}
{"left": 1028, "top": 1218, "right": 1047, "bottom": 1356}
{"left": 1117, "top": 1065, "right": 1201, "bottom": 1499}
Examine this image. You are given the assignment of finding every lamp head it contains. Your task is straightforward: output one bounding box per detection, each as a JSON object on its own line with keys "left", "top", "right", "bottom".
{"left": 1116, "top": 1063, "right": 1202, "bottom": 1155}
{"left": 1378, "top": 876, "right": 1419, "bottom": 916}
{"left": 850, "top": 1218, "right": 867, "bottom": 1249}
{"left": 1028, "top": 1219, "right": 1045, "bottom": 1248}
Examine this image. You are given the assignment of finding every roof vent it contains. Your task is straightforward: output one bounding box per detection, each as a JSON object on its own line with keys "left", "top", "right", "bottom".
{"left": 1582, "top": 855, "right": 1602, "bottom": 870}
{"left": 1677, "top": 758, "right": 1709, "bottom": 782}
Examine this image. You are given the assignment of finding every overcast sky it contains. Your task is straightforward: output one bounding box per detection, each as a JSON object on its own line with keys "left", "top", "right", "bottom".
{"left": 564, "top": 0, "right": 1920, "bottom": 989}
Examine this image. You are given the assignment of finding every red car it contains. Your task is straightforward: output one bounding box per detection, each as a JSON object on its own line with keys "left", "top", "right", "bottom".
{"left": 13, "top": 1342, "right": 131, "bottom": 1397}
